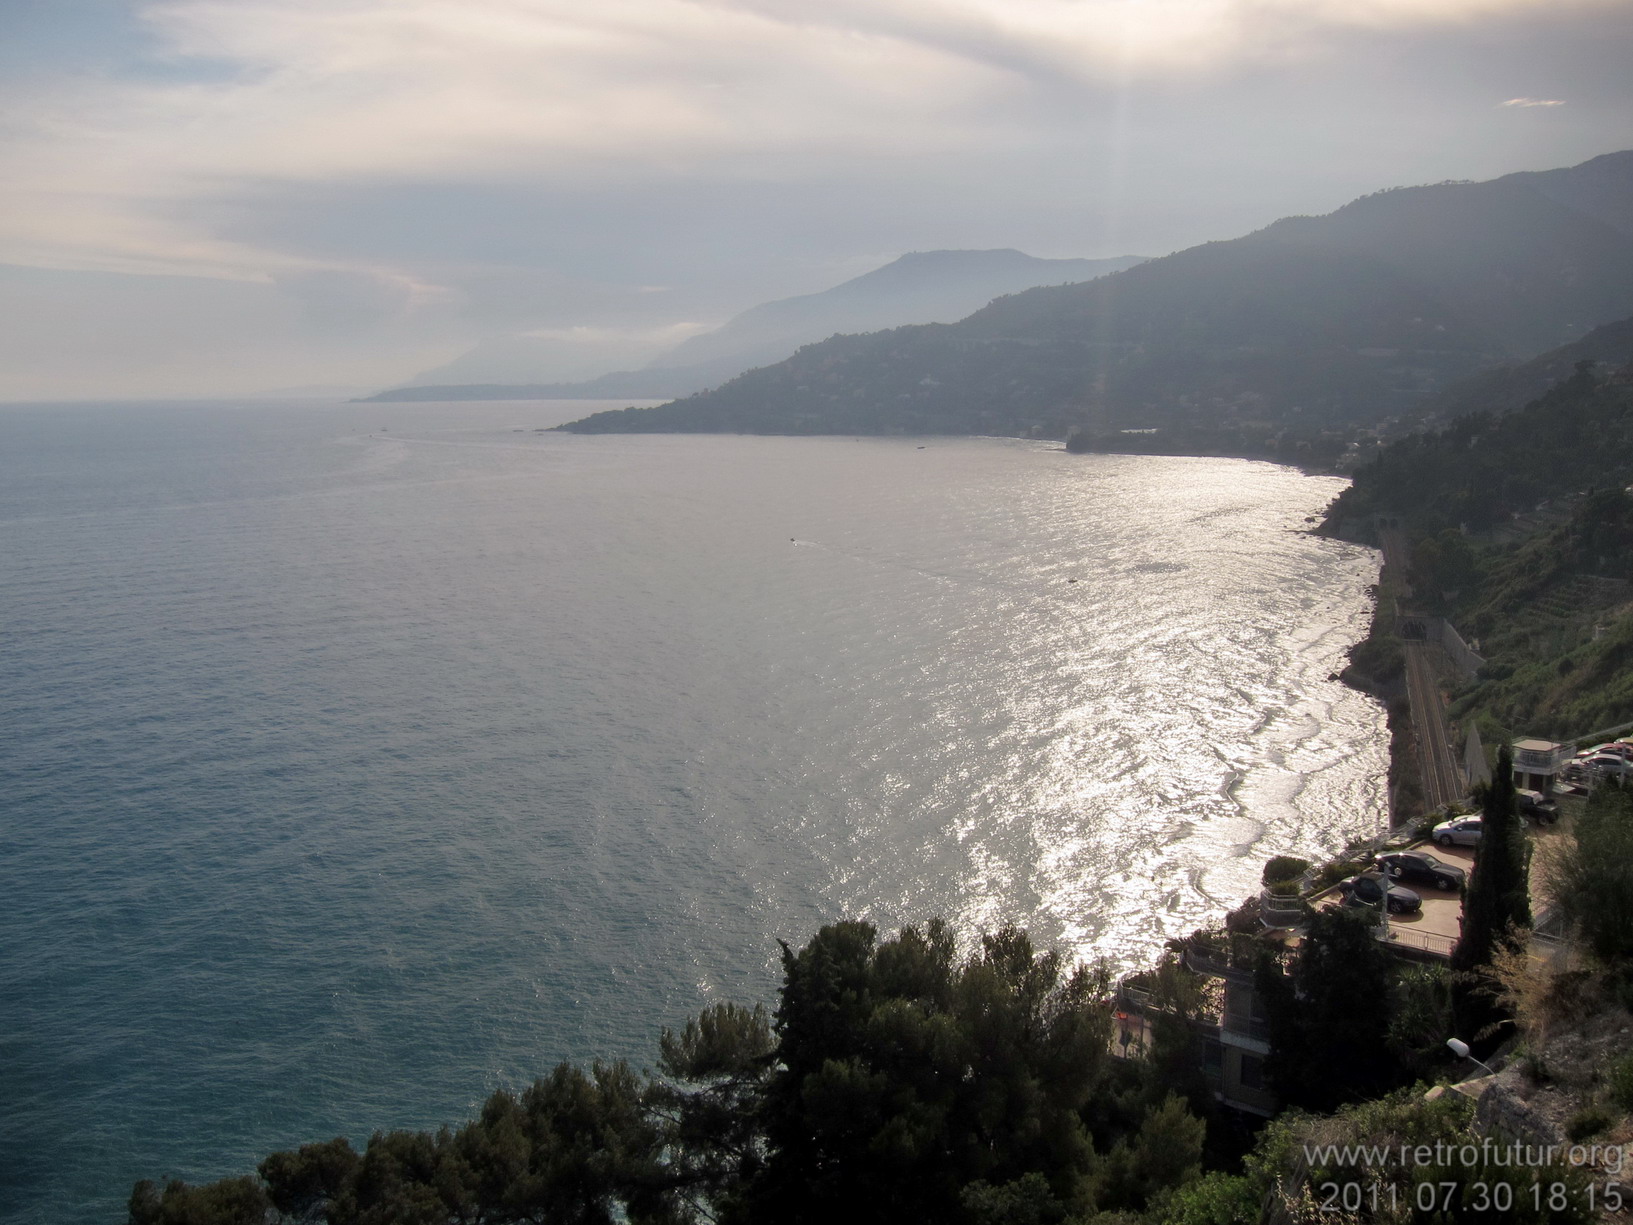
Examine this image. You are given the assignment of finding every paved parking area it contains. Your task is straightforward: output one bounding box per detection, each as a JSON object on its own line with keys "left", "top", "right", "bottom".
{"left": 1311, "top": 826, "right": 1564, "bottom": 959}
{"left": 1388, "top": 844, "right": 1471, "bottom": 954}
{"left": 1314, "top": 842, "right": 1475, "bottom": 957}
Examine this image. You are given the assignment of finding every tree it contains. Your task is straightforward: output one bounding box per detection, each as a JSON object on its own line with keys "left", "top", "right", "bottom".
{"left": 260, "top": 1138, "right": 360, "bottom": 1221}
{"left": 1161, "top": 1169, "right": 1258, "bottom": 1225}
{"left": 316, "top": 1061, "right": 670, "bottom": 1225}
{"left": 128, "top": 918, "right": 1180, "bottom": 1225}
{"left": 1411, "top": 528, "right": 1478, "bottom": 607}
{"left": 959, "top": 1172, "right": 1069, "bottom": 1225}
{"left": 651, "top": 1002, "right": 775, "bottom": 1223}
{"left": 1087, "top": 1093, "right": 1206, "bottom": 1216}
{"left": 1137, "top": 954, "right": 1212, "bottom": 1116}
{"left": 1260, "top": 907, "right": 1400, "bottom": 1110}
{"left": 1453, "top": 746, "right": 1531, "bottom": 1037}
{"left": 128, "top": 1176, "right": 271, "bottom": 1225}
{"left": 1386, "top": 964, "right": 1455, "bottom": 1079}
{"left": 1547, "top": 781, "right": 1633, "bottom": 964}
{"left": 743, "top": 920, "right": 1114, "bottom": 1225}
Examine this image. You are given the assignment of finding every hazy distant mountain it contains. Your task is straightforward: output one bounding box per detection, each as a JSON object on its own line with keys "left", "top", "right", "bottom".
{"left": 247, "top": 383, "right": 376, "bottom": 400}
{"left": 561, "top": 151, "right": 1633, "bottom": 438}
{"left": 1324, "top": 314, "right": 1633, "bottom": 537}
{"left": 405, "top": 333, "right": 660, "bottom": 388}
{"left": 647, "top": 249, "right": 1147, "bottom": 374}
{"left": 361, "top": 250, "right": 1145, "bottom": 402}
{"left": 1414, "top": 314, "right": 1633, "bottom": 425}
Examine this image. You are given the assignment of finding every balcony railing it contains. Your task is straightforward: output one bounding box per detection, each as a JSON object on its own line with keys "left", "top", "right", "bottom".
{"left": 1181, "top": 932, "right": 1290, "bottom": 980}
{"left": 1381, "top": 927, "right": 1456, "bottom": 958}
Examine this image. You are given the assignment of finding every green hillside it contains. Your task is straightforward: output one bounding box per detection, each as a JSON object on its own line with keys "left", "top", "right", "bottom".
{"left": 563, "top": 152, "right": 1633, "bottom": 441}
{"left": 1325, "top": 340, "right": 1633, "bottom": 537}
{"left": 1324, "top": 339, "right": 1633, "bottom": 741}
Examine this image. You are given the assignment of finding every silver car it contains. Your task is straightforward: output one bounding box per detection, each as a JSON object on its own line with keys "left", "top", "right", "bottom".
{"left": 1432, "top": 814, "right": 1483, "bottom": 847}
{"left": 1584, "top": 754, "right": 1633, "bottom": 779}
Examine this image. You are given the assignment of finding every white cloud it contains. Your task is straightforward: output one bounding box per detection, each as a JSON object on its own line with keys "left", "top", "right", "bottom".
{"left": 1, "top": 0, "right": 1010, "bottom": 280}
{"left": 1500, "top": 96, "right": 1567, "bottom": 107}
{"left": 0, "top": 0, "right": 1627, "bottom": 396}
{"left": 2, "top": 0, "right": 1609, "bottom": 283}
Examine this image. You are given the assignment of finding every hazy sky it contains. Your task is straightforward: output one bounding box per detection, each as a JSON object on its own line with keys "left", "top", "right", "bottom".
{"left": 3, "top": 0, "right": 1631, "bottom": 399}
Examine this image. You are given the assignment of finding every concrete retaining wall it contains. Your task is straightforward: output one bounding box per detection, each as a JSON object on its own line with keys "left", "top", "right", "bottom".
{"left": 1434, "top": 619, "right": 1485, "bottom": 682}
{"left": 1396, "top": 612, "right": 1485, "bottom": 682}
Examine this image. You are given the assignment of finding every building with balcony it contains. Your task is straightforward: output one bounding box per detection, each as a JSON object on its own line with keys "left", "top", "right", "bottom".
{"left": 1511, "top": 738, "right": 1571, "bottom": 793}
{"left": 1185, "top": 946, "right": 1278, "bottom": 1117}
{"left": 1115, "top": 936, "right": 1282, "bottom": 1117}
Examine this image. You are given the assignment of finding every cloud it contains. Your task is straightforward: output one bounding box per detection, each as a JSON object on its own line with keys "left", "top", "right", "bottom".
{"left": 1, "top": 0, "right": 1629, "bottom": 396}
{"left": 0, "top": 0, "right": 1014, "bottom": 281}
{"left": 1500, "top": 96, "right": 1567, "bottom": 106}
{"left": 3, "top": 0, "right": 1616, "bottom": 283}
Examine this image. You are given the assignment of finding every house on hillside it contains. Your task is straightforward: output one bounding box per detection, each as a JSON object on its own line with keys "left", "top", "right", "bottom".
{"left": 1511, "top": 739, "right": 1571, "bottom": 794}
{"left": 1183, "top": 942, "right": 1278, "bottom": 1117}
{"left": 1119, "top": 864, "right": 1469, "bottom": 1118}
{"left": 1115, "top": 934, "right": 1280, "bottom": 1117}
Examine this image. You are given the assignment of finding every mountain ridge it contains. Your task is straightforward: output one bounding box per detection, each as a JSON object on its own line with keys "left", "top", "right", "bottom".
{"left": 559, "top": 150, "right": 1633, "bottom": 440}
{"left": 361, "top": 249, "right": 1144, "bottom": 403}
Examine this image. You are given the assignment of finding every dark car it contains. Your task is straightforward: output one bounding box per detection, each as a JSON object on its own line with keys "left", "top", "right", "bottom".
{"left": 1515, "top": 788, "right": 1558, "bottom": 824}
{"left": 1338, "top": 871, "right": 1422, "bottom": 915}
{"left": 1376, "top": 850, "right": 1465, "bottom": 892}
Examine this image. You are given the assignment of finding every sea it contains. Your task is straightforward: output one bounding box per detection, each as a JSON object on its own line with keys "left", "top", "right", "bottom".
{"left": 0, "top": 398, "right": 1386, "bottom": 1223}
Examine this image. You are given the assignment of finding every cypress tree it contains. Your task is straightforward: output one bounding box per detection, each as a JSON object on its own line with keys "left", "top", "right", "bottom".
{"left": 1452, "top": 745, "right": 1531, "bottom": 1037}
{"left": 1454, "top": 745, "right": 1531, "bottom": 969}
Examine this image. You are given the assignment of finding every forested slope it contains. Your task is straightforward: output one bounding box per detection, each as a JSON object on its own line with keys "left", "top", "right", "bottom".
{"left": 564, "top": 152, "right": 1633, "bottom": 441}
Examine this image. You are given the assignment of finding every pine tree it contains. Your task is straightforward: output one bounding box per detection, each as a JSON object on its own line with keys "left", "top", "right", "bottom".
{"left": 1259, "top": 906, "right": 1400, "bottom": 1110}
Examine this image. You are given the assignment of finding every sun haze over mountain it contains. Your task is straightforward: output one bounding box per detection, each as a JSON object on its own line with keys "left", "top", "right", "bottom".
{"left": 1, "top": 0, "right": 1631, "bottom": 398}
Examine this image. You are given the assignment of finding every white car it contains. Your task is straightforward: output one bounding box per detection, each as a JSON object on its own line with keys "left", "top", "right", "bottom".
{"left": 1579, "top": 742, "right": 1633, "bottom": 761}
{"left": 1432, "top": 814, "right": 1483, "bottom": 847}
{"left": 1586, "top": 755, "right": 1633, "bottom": 780}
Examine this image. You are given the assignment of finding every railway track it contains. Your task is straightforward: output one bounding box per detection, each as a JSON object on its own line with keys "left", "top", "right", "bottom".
{"left": 1377, "top": 527, "right": 1465, "bottom": 811}
{"left": 1403, "top": 639, "right": 1465, "bottom": 810}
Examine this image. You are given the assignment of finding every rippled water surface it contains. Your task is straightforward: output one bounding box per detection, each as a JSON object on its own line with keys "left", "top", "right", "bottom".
{"left": 0, "top": 400, "right": 1385, "bottom": 1222}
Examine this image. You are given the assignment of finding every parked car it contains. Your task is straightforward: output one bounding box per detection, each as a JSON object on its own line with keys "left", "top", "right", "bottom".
{"left": 1376, "top": 850, "right": 1466, "bottom": 891}
{"left": 1579, "top": 743, "right": 1633, "bottom": 762}
{"left": 1338, "top": 871, "right": 1423, "bottom": 914}
{"left": 1432, "top": 814, "right": 1483, "bottom": 847}
{"left": 1514, "top": 788, "right": 1559, "bottom": 824}
{"left": 1583, "top": 754, "right": 1633, "bottom": 778}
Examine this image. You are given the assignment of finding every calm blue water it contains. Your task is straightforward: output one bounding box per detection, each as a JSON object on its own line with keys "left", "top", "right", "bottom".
{"left": 0, "top": 399, "right": 1386, "bottom": 1222}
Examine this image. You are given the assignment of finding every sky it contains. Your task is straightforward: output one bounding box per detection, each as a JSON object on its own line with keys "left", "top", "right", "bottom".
{"left": 2, "top": 0, "right": 1631, "bottom": 400}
